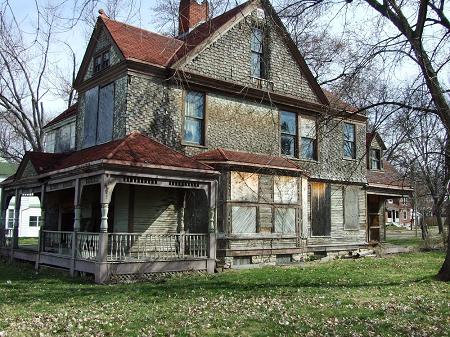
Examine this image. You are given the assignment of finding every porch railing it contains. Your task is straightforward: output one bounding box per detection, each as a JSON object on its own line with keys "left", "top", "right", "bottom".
{"left": 107, "top": 233, "right": 209, "bottom": 262}
{"left": 42, "top": 230, "right": 73, "bottom": 256}
{"left": 76, "top": 232, "right": 99, "bottom": 260}
{"left": 0, "top": 229, "right": 12, "bottom": 248}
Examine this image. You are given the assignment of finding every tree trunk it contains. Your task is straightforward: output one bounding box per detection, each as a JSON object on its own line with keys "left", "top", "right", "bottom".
{"left": 435, "top": 206, "right": 444, "bottom": 234}
{"left": 437, "top": 201, "right": 450, "bottom": 281}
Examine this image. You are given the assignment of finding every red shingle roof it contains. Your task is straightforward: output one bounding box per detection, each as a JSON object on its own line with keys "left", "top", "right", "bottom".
{"left": 175, "top": 2, "right": 250, "bottom": 60}
{"left": 100, "top": 16, "right": 184, "bottom": 67}
{"left": 45, "top": 104, "right": 78, "bottom": 128}
{"left": 193, "top": 148, "right": 302, "bottom": 172}
{"left": 13, "top": 132, "right": 215, "bottom": 181}
{"left": 367, "top": 161, "right": 412, "bottom": 189}
{"left": 323, "top": 89, "right": 358, "bottom": 113}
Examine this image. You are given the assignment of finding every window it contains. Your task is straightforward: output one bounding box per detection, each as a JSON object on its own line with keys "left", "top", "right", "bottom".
{"left": 29, "top": 216, "right": 40, "bottom": 227}
{"left": 82, "top": 84, "right": 115, "bottom": 148}
{"left": 7, "top": 209, "right": 14, "bottom": 228}
{"left": 274, "top": 176, "right": 298, "bottom": 204}
{"left": 343, "top": 123, "right": 356, "bottom": 159}
{"left": 344, "top": 186, "right": 359, "bottom": 230}
{"left": 250, "top": 28, "right": 264, "bottom": 78}
{"left": 370, "top": 148, "right": 381, "bottom": 170}
{"left": 230, "top": 172, "right": 258, "bottom": 202}
{"left": 280, "top": 111, "right": 297, "bottom": 157}
{"left": 55, "top": 122, "right": 76, "bottom": 153}
{"left": 310, "top": 182, "right": 331, "bottom": 236}
{"left": 44, "top": 132, "right": 56, "bottom": 153}
{"left": 274, "top": 208, "right": 296, "bottom": 234}
{"left": 301, "top": 118, "right": 317, "bottom": 160}
{"left": 93, "top": 50, "right": 110, "bottom": 73}
{"left": 232, "top": 206, "right": 257, "bottom": 233}
{"left": 183, "top": 91, "right": 205, "bottom": 145}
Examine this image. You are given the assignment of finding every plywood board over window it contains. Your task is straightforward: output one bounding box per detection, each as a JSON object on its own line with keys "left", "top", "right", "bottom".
{"left": 310, "top": 182, "right": 331, "bottom": 236}
{"left": 274, "top": 176, "right": 298, "bottom": 204}
{"left": 230, "top": 171, "right": 259, "bottom": 202}
{"left": 232, "top": 206, "right": 257, "bottom": 233}
{"left": 344, "top": 186, "right": 360, "bottom": 230}
{"left": 274, "top": 207, "right": 296, "bottom": 233}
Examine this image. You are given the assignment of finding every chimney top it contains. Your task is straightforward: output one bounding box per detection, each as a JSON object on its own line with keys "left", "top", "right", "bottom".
{"left": 178, "top": 0, "right": 209, "bottom": 36}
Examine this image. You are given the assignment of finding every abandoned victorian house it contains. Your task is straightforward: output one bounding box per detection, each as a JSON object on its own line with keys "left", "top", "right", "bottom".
{"left": 0, "top": 0, "right": 411, "bottom": 283}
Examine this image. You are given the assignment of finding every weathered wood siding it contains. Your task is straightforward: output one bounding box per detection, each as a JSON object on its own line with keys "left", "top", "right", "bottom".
{"left": 113, "top": 184, "right": 129, "bottom": 232}
{"left": 307, "top": 183, "right": 366, "bottom": 246}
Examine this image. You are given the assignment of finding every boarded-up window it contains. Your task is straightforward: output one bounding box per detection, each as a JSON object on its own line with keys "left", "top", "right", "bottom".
{"left": 310, "top": 182, "right": 331, "bottom": 236}
{"left": 96, "top": 83, "right": 114, "bottom": 144}
{"left": 82, "top": 87, "right": 99, "bottom": 148}
{"left": 344, "top": 186, "right": 360, "bottom": 230}
{"left": 274, "top": 208, "right": 296, "bottom": 233}
{"left": 274, "top": 176, "right": 298, "bottom": 204}
{"left": 230, "top": 172, "right": 258, "bottom": 202}
{"left": 231, "top": 206, "right": 256, "bottom": 233}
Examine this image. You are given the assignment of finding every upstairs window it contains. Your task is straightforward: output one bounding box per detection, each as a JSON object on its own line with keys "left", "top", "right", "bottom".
{"left": 82, "top": 83, "right": 114, "bottom": 148}
{"left": 183, "top": 91, "right": 205, "bottom": 145}
{"left": 301, "top": 118, "right": 317, "bottom": 160}
{"left": 343, "top": 123, "right": 356, "bottom": 159}
{"left": 370, "top": 148, "right": 381, "bottom": 170}
{"left": 280, "top": 111, "right": 297, "bottom": 157}
{"left": 93, "top": 50, "right": 110, "bottom": 74}
{"left": 250, "top": 28, "right": 264, "bottom": 78}
{"left": 44, "top": 132, "right": 56, "bottom": 153}
{"left": 56, "top": 122, "right": 76, "bottom": 153}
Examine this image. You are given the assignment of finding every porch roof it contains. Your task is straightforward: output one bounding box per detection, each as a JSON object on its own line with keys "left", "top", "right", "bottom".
{"left": 193, "top": 148, "right": 305, "bottom": 173}
{"left": 367, "top": 161, "right": 413, "bottom": 193}
{"left": 4, "top": 132, "right": 216, "bottom": 186}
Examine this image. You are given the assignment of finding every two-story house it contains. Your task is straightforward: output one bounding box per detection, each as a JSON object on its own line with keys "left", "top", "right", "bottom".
{"left": 1, "top": 0, "right": 369, "bottom": 283}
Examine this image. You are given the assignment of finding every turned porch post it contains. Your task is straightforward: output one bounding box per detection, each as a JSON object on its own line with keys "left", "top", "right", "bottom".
{"left": 0, "top": 191, "right": 7, "bottom": 248}
{"left": 207, "top": 181, "right": 218, "bottom": 273}
{"left": 35, "top": 185, "right": 46, "bottom": 270}
{"left": 95, "top": 175, "right": 116, "bottom": 284}
{"left": 12, "top": 189, "right": 21, "bottom": 250}
{"left": 178, "top": 191, "right": 186, "bottom": 258}
{"left": 70, "top": 179, "right": 81, "bottom": 277}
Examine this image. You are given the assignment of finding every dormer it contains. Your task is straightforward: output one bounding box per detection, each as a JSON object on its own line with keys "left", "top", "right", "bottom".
{"left": 43, "top": 104, "right": 78, "bottom": 153}
{"left": 366, "top": 132, "right": 387, "bottom": 171}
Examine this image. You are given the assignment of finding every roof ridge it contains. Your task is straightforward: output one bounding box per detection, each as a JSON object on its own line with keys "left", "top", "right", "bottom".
{"left": 100, "top": 15, "right": 182, "bottom": 42}
{"left": 105, "top": 131, "right": 140, "bottom": 160}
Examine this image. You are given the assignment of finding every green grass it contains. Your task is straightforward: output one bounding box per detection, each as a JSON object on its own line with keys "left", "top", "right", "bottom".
{"left": 0, "top": 252, "right": 449, "bottom": 337}
{"left": 18, "top": 237, "right": 39, "bottom": 246}
{"left": 385, "top": 236, "right": 424, "bottom": 247}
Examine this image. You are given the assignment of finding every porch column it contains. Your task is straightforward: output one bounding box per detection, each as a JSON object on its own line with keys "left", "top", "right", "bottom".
{"left": 95, "top": 175, "right": 116, "bottom": 284}
{"left": 35, "top": 185, "right": 46, "bottom": 270}
{"left": 0, "top": 191, "right": 7, "bottom": 248}
{"left": 207, "top": 181, "right": 218, "bottom": 273}
{"left": 71, "top": 179, "right": 81, "bottom": 277}
{"left": 12, "top": 189, "right": 21, "bottom": 250}
{"left": 178, "top": 191, "right": 186, "bottom": 257}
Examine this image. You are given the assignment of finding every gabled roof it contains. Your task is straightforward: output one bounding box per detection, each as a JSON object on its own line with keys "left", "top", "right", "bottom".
{"left": 44, "top": 104, "right": 78, "bottom": 129}
{"left": 193, "top": 148, "right": 303, "bottom": 172}
{"left": 323, "top": 90, "right": 358, "bottom": 113}
{"left": 366, "top": 131, "right": 387, "bottom": 150}
{"left": 367, "top": 161, "right": 412, "bottom": 190}
{"left": 8, "top": 132, "right": 215, "bottom": 184}
{"left": 100, "top": 15, "right": 184, "bottom": 67}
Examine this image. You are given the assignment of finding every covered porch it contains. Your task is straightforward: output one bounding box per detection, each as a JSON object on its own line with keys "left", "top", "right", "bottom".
{"left": 0, "top": 133, "right": 219, "bottom": 283}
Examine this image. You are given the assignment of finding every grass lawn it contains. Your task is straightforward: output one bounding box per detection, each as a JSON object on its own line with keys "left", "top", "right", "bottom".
{"left": 0, "top": 252, "right": 449, "bottom": 337}
{"left": 18, "top": 237, "right": 39, "bottom": 246}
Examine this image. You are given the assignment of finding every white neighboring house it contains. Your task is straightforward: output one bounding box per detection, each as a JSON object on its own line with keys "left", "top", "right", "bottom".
{"left": 0, "top": 158, "right": 41, "bottom": 237}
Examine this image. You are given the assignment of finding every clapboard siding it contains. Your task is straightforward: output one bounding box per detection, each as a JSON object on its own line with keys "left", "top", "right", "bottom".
{"left": 113, "top": 184, "right": 129, "bottom": 232}
{"left": 133, "top": 186, "right": 179, "bottom": 235}
{"left": 307, "top": 184, "right": 366, "bottom": 246}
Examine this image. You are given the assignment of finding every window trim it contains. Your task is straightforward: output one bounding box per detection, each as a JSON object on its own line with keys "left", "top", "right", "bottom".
{"left": 280, "top": 110, "right": 298, "bottom": 158}
{"left": 250, "top": 27, "right": 265, "bottom": 79}
{"left": 29, "top": 216, "right": 40, "bottom": 227}
{"left": 343, "top": 122, "right": 356, "bottom": 159}
{"left": 300, "top": 117, "right": 318, "bottom": 161}
{"left": 181, "top": 90, "right": 207, "bottom": 147}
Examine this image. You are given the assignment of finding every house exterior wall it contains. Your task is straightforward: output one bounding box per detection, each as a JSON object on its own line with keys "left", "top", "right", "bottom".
{"left": 181, "top": 9, "right": 320, "bottom": 103}
{"left": 4, "top": 195, "right": 41, "bottom": 238}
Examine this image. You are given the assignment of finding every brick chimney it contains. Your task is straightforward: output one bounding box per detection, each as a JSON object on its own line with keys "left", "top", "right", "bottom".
{"left": 178, "top": 0, "right": 209, "bottom": 35}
